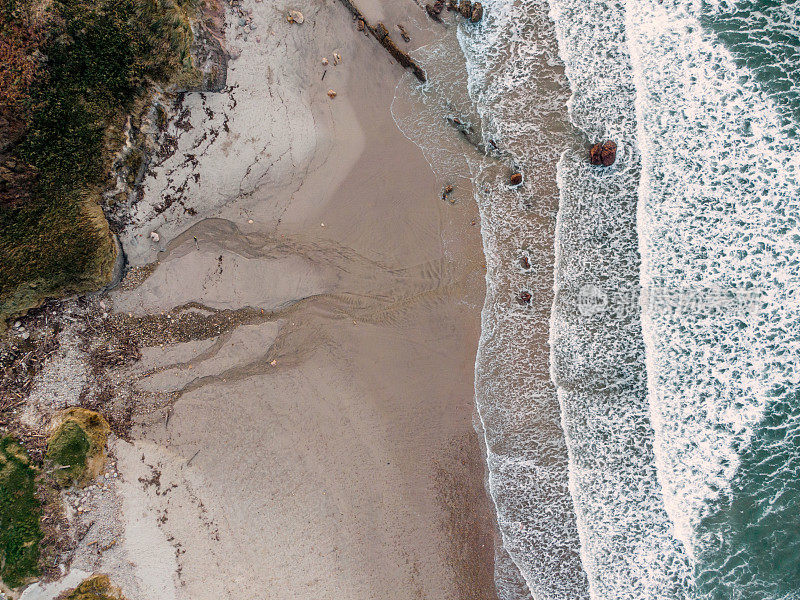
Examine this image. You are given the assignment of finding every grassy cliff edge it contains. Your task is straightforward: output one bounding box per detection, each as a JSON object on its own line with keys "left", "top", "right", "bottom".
{"left": 0, "top": 0, "right": 219, "bottom": 323}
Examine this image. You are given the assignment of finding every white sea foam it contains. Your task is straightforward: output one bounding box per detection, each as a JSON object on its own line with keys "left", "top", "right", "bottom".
{"left": 544, "top": 0, "right": 694, "bottom": 597}
{"left": 626, "top": 0, "right": 800, "bottom": 568}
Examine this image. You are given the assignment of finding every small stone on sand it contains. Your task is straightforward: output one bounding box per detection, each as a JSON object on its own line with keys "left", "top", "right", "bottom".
{"left": 287, "top": 10, "right": 304, "bottom": 24}
{"left": 327, "top": 89, "right": 337, "bottom": 98}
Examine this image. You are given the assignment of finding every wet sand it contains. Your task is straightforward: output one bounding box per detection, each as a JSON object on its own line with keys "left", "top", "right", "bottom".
{"left": 100, "top": 1, "right": 498, "bottom": 598}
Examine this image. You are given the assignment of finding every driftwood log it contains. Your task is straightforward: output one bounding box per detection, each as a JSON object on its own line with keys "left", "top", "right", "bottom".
{"left": 335, "top": 0, "right": 427, "bottom": 83}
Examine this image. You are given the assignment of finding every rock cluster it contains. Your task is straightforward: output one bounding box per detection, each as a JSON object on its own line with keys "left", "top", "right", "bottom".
{"left": 449, "top": 0, "right": 484, "bottom": 23}
{"left": 426, "top": 0, "right": 483, "bottom": 23}
{"left": 589, "top": 140, "right": 617, "bottom": 166}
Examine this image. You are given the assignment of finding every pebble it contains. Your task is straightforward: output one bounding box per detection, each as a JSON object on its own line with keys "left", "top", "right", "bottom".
{"left": 21, "top": 332, "right": 30, "bottom": 340}
{"left": 150, "top": 231, "right": 160, "bottom": 242}
{"left": 238, "top": 17, "right": 247, "bottom": 26}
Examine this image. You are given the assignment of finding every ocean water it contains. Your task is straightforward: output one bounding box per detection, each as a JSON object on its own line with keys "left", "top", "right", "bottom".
{"left": 394, "top": 0, "right": 800, "bottom": 598}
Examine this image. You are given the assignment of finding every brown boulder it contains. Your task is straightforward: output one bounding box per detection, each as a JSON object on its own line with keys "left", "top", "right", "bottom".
{"left": 509, "top": 172, "right": 523, "bottom": 186}
{"left": 426, "top": 0, "right": 445, "bottom": 20}
{"left": 589, "top": 140, "right": 617, "bottom": 166}
{"left": 471, "top": 2, "right": 483, "bottom": 22}
{"left": 459, "top": 0, "right": 473, "bottom": 18}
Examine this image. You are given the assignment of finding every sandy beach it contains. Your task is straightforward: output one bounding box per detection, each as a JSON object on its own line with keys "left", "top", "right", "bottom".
{"left": 13, "top": 1, "right": 500, "bottom": 598}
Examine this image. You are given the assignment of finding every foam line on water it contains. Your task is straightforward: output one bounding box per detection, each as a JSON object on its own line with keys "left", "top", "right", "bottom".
{"left": 625, "top": 0, "right": 800, "bottom": 592}
{"left": 545, "top": 0, "right": 696, "bottom": 597}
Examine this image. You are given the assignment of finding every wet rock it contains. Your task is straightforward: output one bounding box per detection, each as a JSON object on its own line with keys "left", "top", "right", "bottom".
{"left": 519, "top": 255, "right": 530, "bottom": 270}
{"left": 357, "top": 18, "right": 366, "bottom": 31}
{"left": 425, "top": 1, "right": 445, "bottom": 21}
{"left": 397, "top": 24, "right": 411, "bottom": 42}
{"left": 509, "top": 172, "right": 523, "bottom": 186}
{"left": 589, "top": 140, "right": 617, "bottom": 166}
{"left": 441, "top": 184, "right": 454, "bottom": 201}
{"left": 517, "top": 291, "right": 532, "bottom": 305}
{"left": 459, "top": 0, "right": 473, "bottom": 18}
{"left": 471, "top": 2, "right": 483, "bottom": 22}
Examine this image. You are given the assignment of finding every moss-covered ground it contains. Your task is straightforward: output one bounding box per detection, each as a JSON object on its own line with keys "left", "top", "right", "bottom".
{"left": 0, "top": 436, "right": 43, "bottom": 588}
{"left": 47, "top": 408, "right": 111, "bottom": 487}
{"left": 58, "top": 574, "right": 125, "bottom": 600}
{"left": 0, "top": 0, "right": 201, "bottom": 321}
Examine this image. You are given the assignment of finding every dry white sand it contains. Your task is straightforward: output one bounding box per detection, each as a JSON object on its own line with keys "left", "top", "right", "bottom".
{"left": 55, "top": 1, "right": 500, "bottom": 598}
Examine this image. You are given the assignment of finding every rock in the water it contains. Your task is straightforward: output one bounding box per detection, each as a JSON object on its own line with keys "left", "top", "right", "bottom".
{"left": 517, "top": 291, "right": 532, "bottom": 305}
{"left": 589, "top": 140, "right": 617, "bottom": 166}
{"left": 471, "top": 2, "right": 483, "bottom": 22}
{"left": 459, "top": 0, "right": 473, "bottom": 18}
{"left": 425, "top": 1, "right": 445, "bottom": 20}
{"left": 509, "top": 172, "right": 523, "bottom": 186}
{"left": 287, "top": 10, "right": 304, "bottom": 24}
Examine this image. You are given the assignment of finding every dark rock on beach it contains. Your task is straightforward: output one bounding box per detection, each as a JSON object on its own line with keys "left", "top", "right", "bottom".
{"left": 509, "top": 172, "right": 523, "bottom": 186}
{"left": 441, "top": 0, "right": 483, "bottom": 22}
{"left": 426, "top": 0, "right": 445, "bottom": 20}
{"left": 471, "top": 2, "right": 484, "bottom": 22}
{"left": 589, "top": 140, "right": 617, "bottom": 166}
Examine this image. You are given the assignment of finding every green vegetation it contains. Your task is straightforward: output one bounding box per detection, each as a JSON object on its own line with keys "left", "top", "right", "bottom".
{"left": 0, "top": 437, "right": 43, "bottom": 588}
{"left": 47, "top": 408, "right": 110, "bottom": 487}
{"left": 59, "top": 574, "right": 125, "bottom": 600}
{"left": 46, "top": 421, "right": 90, "bottom": 485}
{"left": 0, "top": 0, "right": 202, "bottom": 320}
